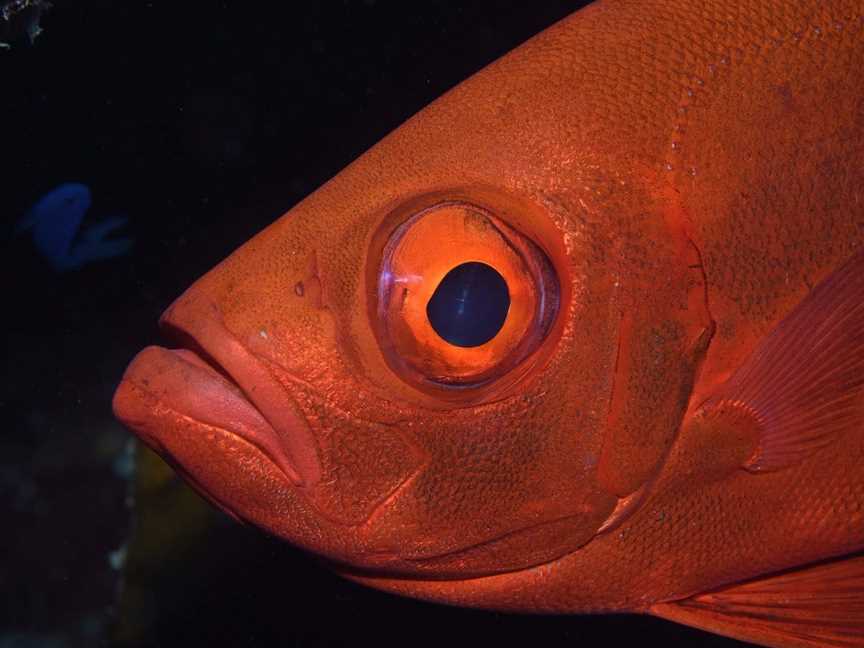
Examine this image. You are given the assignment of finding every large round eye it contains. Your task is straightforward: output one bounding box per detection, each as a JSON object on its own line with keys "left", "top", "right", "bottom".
{"left": 376, "top": 202, "right": 559, "bottom": 388}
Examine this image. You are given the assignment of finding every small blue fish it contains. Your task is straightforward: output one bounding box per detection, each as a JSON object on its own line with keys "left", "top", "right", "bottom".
{"left": 17, "top": 183, "right": 133, "bottom": 272}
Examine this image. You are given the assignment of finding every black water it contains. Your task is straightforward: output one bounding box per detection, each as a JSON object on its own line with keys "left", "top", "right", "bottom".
{"left": 1, "top": 1, "right": 747, "bottom": 646}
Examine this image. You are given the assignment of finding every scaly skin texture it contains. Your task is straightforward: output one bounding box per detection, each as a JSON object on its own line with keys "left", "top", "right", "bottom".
{"left": 113, "top": 0, "right": 864, "bottom": 633}
{"left": 346, "top": 0, "right": 864, "bottom": 611}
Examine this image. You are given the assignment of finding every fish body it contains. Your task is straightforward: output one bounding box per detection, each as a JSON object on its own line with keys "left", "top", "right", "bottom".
{"left": 113, "top": 1, "right": 864, "bottom": 646}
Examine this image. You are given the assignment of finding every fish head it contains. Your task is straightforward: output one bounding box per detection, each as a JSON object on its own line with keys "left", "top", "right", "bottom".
{"left": 114, "top": 6, "right": 713, "bottom": 584}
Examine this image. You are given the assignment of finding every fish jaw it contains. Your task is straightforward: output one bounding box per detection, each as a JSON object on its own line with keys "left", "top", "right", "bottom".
{"left": 112, "top": 345, "right": 310, "bottom": 488}
{"left": 111, "top": 357, "right": 342, "bottom": 556}
{"left": 157, "top": 293, "right": 323, "bottom": 488}
{"left": 112, "top": 286, "right": 337, "bottom": 551}
{"left": 112, "top": 338, "right": 350, "bottom": 560}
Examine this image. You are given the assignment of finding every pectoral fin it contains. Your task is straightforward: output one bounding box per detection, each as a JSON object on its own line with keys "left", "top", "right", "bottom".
{"left": 695, "top": 247, "right": 864, "bottom": 472}
{"left": 651, "top": 553, "right": 864, "bottom": 647}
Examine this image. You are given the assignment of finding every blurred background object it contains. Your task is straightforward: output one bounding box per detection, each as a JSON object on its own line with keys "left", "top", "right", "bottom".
{"left": 1, "top": 0, "right": 52, "bottom": 48}
{"left": 17, "top": 183, "right": 133, "bottom": 272}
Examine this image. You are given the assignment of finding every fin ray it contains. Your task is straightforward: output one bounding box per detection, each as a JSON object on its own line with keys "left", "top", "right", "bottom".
{"left": 652, "top": 553, "right": 864, "bottom": 647}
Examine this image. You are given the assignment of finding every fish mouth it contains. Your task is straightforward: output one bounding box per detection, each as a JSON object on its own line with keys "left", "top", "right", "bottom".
{"left": 113, "top": 296, "right": 321, "bottom": 488}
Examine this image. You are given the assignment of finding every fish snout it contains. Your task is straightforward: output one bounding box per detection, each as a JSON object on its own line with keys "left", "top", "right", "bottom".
{"left": 155, "top": 293, "right": 323, "bottom": 488}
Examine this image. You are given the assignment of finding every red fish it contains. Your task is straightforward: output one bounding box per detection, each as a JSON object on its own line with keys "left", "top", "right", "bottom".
{"left": 113, "top": 0, "right": 864, "bottom": 645}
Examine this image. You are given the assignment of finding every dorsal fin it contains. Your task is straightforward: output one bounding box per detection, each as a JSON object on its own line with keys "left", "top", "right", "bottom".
{"left": 652, "top": 553, "right": 864, "bottom": 647}
{"left": 698, "top": 247, "right": 864, "bottom": 472}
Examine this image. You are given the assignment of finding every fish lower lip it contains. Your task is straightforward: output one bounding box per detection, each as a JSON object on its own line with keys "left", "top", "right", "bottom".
{"left": 158, "top": 297, "right": 322, "bottom": 487}
{"left": 116, "top": 345, "right": 306, "bottom": 486}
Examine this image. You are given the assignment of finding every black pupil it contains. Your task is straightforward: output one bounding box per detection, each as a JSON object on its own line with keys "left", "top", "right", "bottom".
{"left": 426, "top": 262, "right": 510, "bottom": 347}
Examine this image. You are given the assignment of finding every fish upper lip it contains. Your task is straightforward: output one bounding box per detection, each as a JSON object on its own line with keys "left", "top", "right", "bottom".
{"left": 118, "top": 343, "right": 306, "bottom": 487}
{"left": 156, "top": 296, "right": 322, "bottom": 487}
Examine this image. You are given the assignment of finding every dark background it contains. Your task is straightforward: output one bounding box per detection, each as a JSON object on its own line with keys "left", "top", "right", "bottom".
{"left": 0, "top": 1, "right": 749, "bottom": 646}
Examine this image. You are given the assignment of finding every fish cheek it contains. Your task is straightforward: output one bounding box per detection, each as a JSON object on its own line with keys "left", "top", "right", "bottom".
{"left": 277, "top": 386, "right": 430, "bottom": 527}
{"left": 356, "top": 398, "right": 616, "bottom": 575}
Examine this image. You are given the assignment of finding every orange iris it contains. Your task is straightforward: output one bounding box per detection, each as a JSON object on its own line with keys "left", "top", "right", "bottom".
{"left": 375, "top": 201, "right": 559, "bottom": 389}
